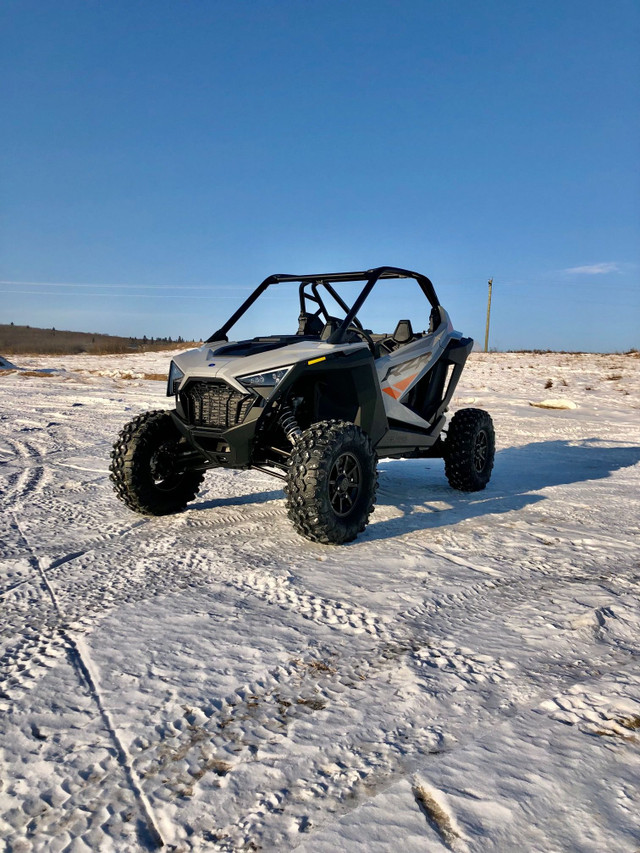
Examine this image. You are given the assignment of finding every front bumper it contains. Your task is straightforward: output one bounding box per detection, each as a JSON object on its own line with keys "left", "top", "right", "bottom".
{"left": 170, "top": 378, "right": 264, "bottom": 468}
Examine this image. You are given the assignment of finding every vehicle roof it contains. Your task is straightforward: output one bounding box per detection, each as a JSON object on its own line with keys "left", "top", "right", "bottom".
{"left": 269, "top": 266, "right": 431, "bottom": 284}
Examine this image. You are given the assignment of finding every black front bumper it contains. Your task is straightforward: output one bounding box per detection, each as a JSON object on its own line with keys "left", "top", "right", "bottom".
{"left": 170, "top": 379, "right": 264, "bottom": 468}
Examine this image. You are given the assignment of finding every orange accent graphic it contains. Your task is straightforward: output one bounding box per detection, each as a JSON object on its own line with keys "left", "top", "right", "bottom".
{"left": 382, "top": 386, "right": 400, "bottom": 399}
{"left": 394, "top": 372, "right": 418, "bottom": 393}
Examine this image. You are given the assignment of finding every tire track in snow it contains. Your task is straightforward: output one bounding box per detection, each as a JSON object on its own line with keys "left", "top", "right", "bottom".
{"left": 4, "top": 430, "right": 637, "bottom": 848}
{"left": 0, "top": 508, "right": 158, "bottom": 705}
{"left": 182, "top": 502, "right": 286, "bottom": 531}
{"left": 2, "top": 489, "right": 382, "bottom": 698}
{"left": 1, "top": 533, "right": 388, "bottom": 710}
{"left": 178, "top": 547, "right": 390, "bottom": 639}
{"left": 9, "top": 461, "right": 382, "bottom": 667}
{"left": 126, "top": 560, "right": 640, "bottom": 850}
{"left": 0, "top": 437, "right": 48, "bottom": 510}
{"left": 129, "top": 644, "right": 437, "bottom": 849}
{"left": 5, "top": 468, "right": 632, "bottom": 706}
{"left": 51, "top": 493, "right": 392, "bottom": 639}
{"left": 128, "top": 626, "right": 490, "bottom": 852}
{"left": 68, "top": 634, "right": 166, "bottom": 848}
{"left": 12, "top": 484, "right": 629, "bottom": 819}
{"left": 0, "top": 575, "right": 39, "bottom": 597}
{"left": 117, "top": 591, "right": 488, "bottom": 840}
{"left": 1, "top": 512, "right": 168, "bottom": 849}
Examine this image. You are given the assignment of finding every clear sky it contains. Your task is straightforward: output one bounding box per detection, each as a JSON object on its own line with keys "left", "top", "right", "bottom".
{"left": 2, "top": 0, "right": 639, "bottom": 351}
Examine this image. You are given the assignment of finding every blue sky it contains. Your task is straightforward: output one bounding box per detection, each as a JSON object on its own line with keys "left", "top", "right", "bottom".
{"left": 1, "top": 0, "right": 638, "bottom": 351}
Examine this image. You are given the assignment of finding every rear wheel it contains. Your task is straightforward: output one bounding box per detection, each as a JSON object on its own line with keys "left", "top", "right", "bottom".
{"left": 110, "top": 410, "right": 205, "bottom": 515}
{"left": 285, "top": 420, "right": 378, "bottom": 544}
{"left": 444, "top": 408, "right": 495, "bottom": 491}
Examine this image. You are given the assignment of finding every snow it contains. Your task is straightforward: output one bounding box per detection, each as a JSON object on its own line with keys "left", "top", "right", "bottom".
{"left": 1, "top": 349, "right": 639, "bottom": 852}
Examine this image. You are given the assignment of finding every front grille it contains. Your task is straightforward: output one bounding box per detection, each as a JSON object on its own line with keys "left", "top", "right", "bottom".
{"left": 182, "top": 381, "right": 254, "bottom": 429}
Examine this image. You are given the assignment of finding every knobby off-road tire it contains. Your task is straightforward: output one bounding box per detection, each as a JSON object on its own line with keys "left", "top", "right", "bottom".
{"left": 285, "top": 419, "right": 378, "bottom": 545}
{"left": 109, "top": 410, "right": 204, "bottom": 515}
{"left": 444, "top": 407, "right": 495, "bottom": 492}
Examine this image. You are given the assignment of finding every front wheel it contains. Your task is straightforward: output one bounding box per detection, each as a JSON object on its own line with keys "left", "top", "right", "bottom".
{"left": 444, "top": 408, "right": 495, "bottom": 492}
{"left": 110, "top": 410, "right": 205, "bottom": 515}
{"left": 285, "top": 420, "right": 378, "bottom": 545}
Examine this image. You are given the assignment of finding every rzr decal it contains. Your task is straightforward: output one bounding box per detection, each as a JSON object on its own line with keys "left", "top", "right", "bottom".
{"left": 381, "top": 353, "right": 432, "bottom": 401}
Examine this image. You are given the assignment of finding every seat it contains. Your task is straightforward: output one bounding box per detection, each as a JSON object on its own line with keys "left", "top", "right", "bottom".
{"left": 392, "top": 319, "right": 414, "bottom": 344}
{"left": 297, "top": 312, "right": 325, "bottom": 336}
{"left": 375, "top": 319, "right": 416, "bottom": 357}
{"left": 320, "top": 318, "right": 340, "bottom": 340}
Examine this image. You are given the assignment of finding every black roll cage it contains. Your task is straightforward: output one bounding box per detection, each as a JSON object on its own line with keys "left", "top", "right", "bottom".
{"left": 206, "top": 266, "right": 440, "bottom": 345}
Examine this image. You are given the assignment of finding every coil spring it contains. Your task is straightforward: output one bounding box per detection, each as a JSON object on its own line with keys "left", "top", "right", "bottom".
{"left": 278, "top": 403, "right": 302, "bottom": 444}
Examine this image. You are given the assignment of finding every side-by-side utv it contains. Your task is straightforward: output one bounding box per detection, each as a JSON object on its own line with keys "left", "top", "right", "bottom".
{"left": 110, "top": 266, "right": 495, "bottom": 543}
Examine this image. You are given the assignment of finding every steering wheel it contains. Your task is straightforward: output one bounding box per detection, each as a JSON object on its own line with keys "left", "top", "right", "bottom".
{"left": 347, "top": 325, "right": 375, "bottom": 355}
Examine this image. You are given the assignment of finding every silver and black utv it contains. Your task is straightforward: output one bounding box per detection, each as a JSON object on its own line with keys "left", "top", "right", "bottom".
{"left": 110, "top": 266, "right": 495, "bottom": 544}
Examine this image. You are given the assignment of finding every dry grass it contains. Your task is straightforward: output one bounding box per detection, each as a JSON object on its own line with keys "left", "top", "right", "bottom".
{"left": 1, "top": 323, "right": 199, "bottom": 355}
{"left": 412, "top": 784, "right": 460, "bottom": 848}
{"left": 508, "top": 348, "right": 588, "bottom": 354}
{"left": 0, "top": 370, "right": 58, "bottom": 379}
{"left": 618, "top": 714, "right": 640, "bottom": 730}
{"left": 191, "top": 758, "right": 232, "bottom": 779}
{"left": 593, "top": 729, "right": 638, "bottom": 743}
{"left": 305, "top": 659, "right": 337, "bottom": 675}
{"left": 108, "top": 372, "right": 167, "bottom": 382}
{"left": 2, "top": 369, "right": 166, "bottom": 382}
{"left": 543, "top": 379, "right": 570, "bottom": 390}
{"left": 1, "top": 369, "right": 57, "bottom": 378}
{"left": 592, "top": 715, "right": 640, "bottom": 743}
{"left": 295, "top": 696, "right": 327, "bottom": 710}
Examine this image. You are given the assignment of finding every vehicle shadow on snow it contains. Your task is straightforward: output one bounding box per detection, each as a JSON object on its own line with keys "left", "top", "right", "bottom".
{"left": 365, "top": 438, "right": 640, "bottom": 542}
{"left": 192, "top": 488, "right": 284, "bottom": 511}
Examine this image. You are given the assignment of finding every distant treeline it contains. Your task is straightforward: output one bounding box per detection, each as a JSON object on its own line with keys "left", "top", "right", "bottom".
{"left": 0, "top": 324, "right": 201, "bottom": 355}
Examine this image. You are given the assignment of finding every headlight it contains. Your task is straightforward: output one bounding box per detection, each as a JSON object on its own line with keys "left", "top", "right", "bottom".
{"left": 167, "top": 361, "right": 185, "bottom": 396}
{"left": 239, "top": 366, "right": 292, "bottom": 389}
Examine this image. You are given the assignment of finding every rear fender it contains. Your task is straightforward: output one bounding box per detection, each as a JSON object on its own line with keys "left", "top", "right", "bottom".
{"left": 416, "top": 336, "right": 473, "bottom": 424}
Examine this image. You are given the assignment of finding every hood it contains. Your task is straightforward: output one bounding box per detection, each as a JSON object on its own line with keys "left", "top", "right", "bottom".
{"left": 171, "top": 338, "right": 367, "bottom": 394}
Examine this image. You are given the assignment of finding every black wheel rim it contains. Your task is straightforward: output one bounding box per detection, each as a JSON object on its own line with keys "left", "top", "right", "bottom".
{"left": 328, "top": 452, "right": 362, "bottom": 517}
{"left": 150, "top": 442, "right": 182, "bottom": 490}
{"left": 474, "top": 429, "right": 489, "bottom": 473}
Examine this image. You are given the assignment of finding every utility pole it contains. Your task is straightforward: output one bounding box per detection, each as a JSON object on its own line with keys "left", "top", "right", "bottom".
{"left": 484, "top": 277, "right": 493, "bottom": 353}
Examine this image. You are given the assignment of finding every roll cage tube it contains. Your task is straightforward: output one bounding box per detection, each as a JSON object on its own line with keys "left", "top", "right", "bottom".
{"left": 206, "top": 266, "right": 440, "bottom": 344}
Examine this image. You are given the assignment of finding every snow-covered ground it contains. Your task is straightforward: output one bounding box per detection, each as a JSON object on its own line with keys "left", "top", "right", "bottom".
{"left": 1, "top": 350, "right": 639, "bottom": 852}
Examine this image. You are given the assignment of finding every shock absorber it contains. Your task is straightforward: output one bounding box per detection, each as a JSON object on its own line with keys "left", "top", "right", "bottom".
{"left": 278, "top": 403, "right": 301, "bottom": 444}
